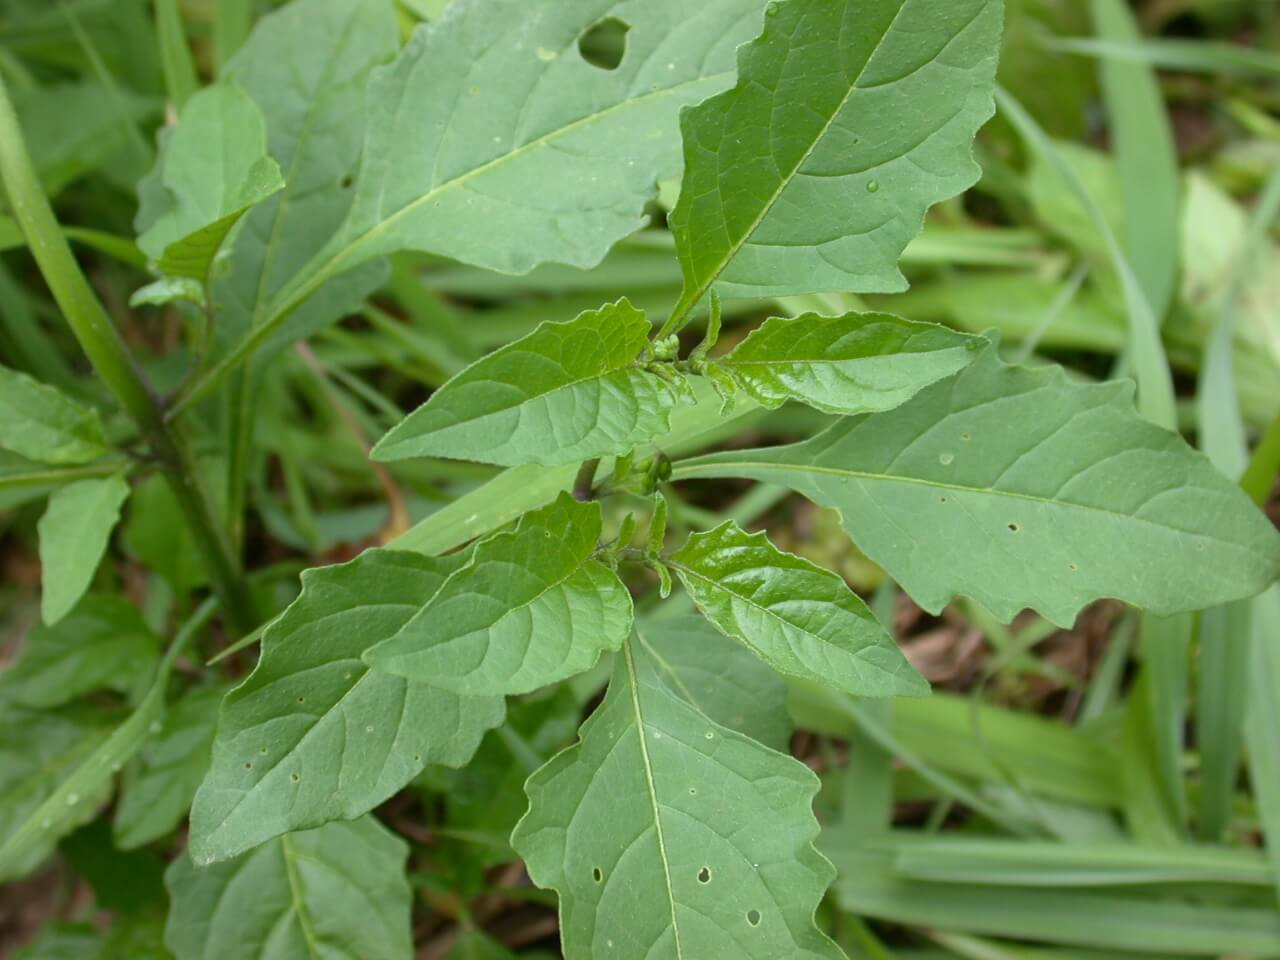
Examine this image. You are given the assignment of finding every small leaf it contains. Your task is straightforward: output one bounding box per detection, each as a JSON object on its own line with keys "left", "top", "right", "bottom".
{"left": 129, "top": 276, "right": 205, "bottom": 308}
{"left": 0, "top": 595, "right": 159, "bottom": 709}
{"left": 137, "top": 82, "right": 285, "bottom": 281}
{"left": 639, "top": 615, "right": 792, "bottom": 752}
{"left": 511, "top": 638, "right": 843, "bottom": 960}
{"left": 719, "top": 312, "right": 984, "bottom": 415}
{"left": 166, "top": 817, "right": 412, "bottom": 960}
{"left": 0, "top": 365, "right": 107, "bottom": 465}
{"left": 669, "top": 0, "right": 1004, "bottom": 311}
{"left": 114, "top": 684, "right": 225, "bottom": 850}
{"left": 672, "top": 522, "right": 928, "bottom": 697}
{"left": 37, "top": 473, "right": 131, "bottom": 626}
{"left": 189, "top": 549, "right": 504, "bottom": 864}
{"left": 366, "top": 494, "right": 632, "bottom": 695}
{"left": 373, "top": 299, "right": 677, "bottom": 466}
{"left": 677, "top": 348, "right": 1280, "bottom": 626}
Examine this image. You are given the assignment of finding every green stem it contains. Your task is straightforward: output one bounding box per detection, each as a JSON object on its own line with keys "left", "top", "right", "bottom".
{"left": 0, "top": 74, "right": 254, "bottom": 635}
{"left": 1242, "top": 413, "right": 1280, "bottom": 507}
{"left": 573, "top": 458, "right": 601, "bottom": 501}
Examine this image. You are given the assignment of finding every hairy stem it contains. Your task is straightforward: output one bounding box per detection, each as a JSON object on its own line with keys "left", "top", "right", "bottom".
{"left": 0, "top": 74, "right": 255, "bottom": 635}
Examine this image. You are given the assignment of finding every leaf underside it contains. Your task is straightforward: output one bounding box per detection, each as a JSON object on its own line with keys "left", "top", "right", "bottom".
{"left": 678, "top": 348, "right": 1280, "bottom": 626}
{"left": 295, "top": 0, "right": 770, "bottom": 289}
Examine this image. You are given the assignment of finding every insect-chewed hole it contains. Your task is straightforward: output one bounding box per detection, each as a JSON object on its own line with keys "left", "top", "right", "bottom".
{"left": 1007, "top": 522, "right": 1020, "bottom": 533}
{"left": 340, "top": 175, "right": 353, "bottom": 189}
{"left": 697, "top": 866, "right": 711, "bottom": 884}
{"left": 592, "top": 867, "right": 603, "bottom": 883}
{"left": 746, "top": 909, "right": 761, "bottom": 927}
{"left": 578, "top": 17, "right": 629, "bottom": 70}
{"left": 290, "top": 772, "right": 300, "bottom": 784}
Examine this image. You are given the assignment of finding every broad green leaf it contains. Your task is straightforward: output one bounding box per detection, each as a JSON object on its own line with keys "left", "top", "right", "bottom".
{"left": 671, "top": 522, "right": 927, "bottom": 697}
{"left": 639, "top": 615, "right": 792, "bottom": 751}
{"left": 366, "top": 494, "right": 631, "bottom": 695}
{"left": 114, "top": 684, "right": 225, "bottom": 850}
{"left": 0, "top": 364, "right": 107, "bottom": 465}
{"left": 0, "top": 704, "right": 115, "bottom": 882}
{"left": 676, "top": 348, "right": 1280, "bottom": 626}
{"left": 166, "top": 817, "right": 412, "bottom": 960}
{"left": 718, "top": 312, "right": 984, "bottom": 415}
{"left": 189, "top": 549, "right": 504, "bottom": 864}
{"left": 373, "top": 299, "right": 677, "bottom": 466}
{"left": 669, "top": 0, "right": 1004, "bottom": 314}
{"left": 211, "top": 0, "right": 397, "bottom": 358}
{"left": 284, "top": 0, "right": 770, "bottom": 303}
{"left": 37, "top": 473, "right": 130, "bottom": 626}
{"left": 137, "top": 82, "right": 285, "bottom": 281}
{"left": 512, "top": 639, "right": 843, "bottom": 960}
{"left": 0, "top": 595, "right": 159, "bottom": 709}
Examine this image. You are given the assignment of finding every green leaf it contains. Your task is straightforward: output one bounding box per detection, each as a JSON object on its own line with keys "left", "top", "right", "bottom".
{"left": 718, "top": 312, "right": 984, "bottom": 415}
{"left": 671, "top": 522, "right": 927, "bottom": 697}
{"left": 189, "top": 548, "right": 504, "bottom": 865}
{"left": 639, "top": 615, "right": 792, "bottom": 752}
{"left": 286, "top": 0, "right": 769, "bottom": 300}
{"left": 114, "top": 684, "right": 225, "bottom": 850}
{"left": 122, "top": 468, "right": 225, "bottom": 592}
{"left": 166, "top": 817, "right": 412, "bottom": 960}
{"left": 366, "top": 493, "right": 631, "bottom": 695}
{"left": 668, "top": 0, "right": 1003, "bottom": 315}
{"left": 128, "top": 276, "right": 204, "bottom": 308}
{"left": 512, "top": 638, "right": 843, "bottom": 960}
{"left": 37, "top": 472, "right": 130, "bottom": 626}
{"left": 676, "top": 348, "right": 1280, "bottom": 626}
{"left": 211, "top": 0, "right": 397, "bottom": 358}
{"left": 373, "top": 299, "right": 677, "bottom": 466}
{"left": 0, "top": 364, "right": 107, "bottom": 465}
{"left": 137, "top": 82, "right": 285, "bottom": 282}
{"left": 0, "top": 704, "right": 115, "bottom": 883}
{"left": 0, "top": 595, "right": 159, "bottom": 709}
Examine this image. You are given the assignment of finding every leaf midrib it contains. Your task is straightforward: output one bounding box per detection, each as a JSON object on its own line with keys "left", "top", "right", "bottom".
{"left": 673, "top": 457, "right": 1268, "bottom": 552}
{"left": 622, "top": 639, "right": 685, "bottom": 959}
{"left": 268, "top": 66, "right": 737, "bottom": 325}
{"left": 673, "top": 0, "right": 915, "bottom": 318}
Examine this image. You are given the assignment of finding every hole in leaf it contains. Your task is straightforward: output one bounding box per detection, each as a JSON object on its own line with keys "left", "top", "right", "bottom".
{"left": 244, "top": 762, "right": 252, "bottom": 769}
{"left": 340, "top": 175, "right": 353, "bottom": 189}
{"left": 939, "top": 496, "right": 947, "bottom": 504}
{"left": 747, "top": 909, "right": 761, "bottom": 927}
{"left": 697, "top": 866, "right": 711, "bottom": 883}
{"left": 290, "top": 772, "right": 300, "bottom": 783}
{"left": 1007, "top": 523, "right": 1019, "bottom": 533}
{"left": 592, "top": 867, "right": 603, "bottom": 883}
{"left": 1069, "top": 562, "right": 1079, "bottom": 572}
{"left": 296, "top": 696, "right": 305, "bottom": 703}
{"left": 259, "top": 746, "right": 268, "bottom": 755}
{"left": 578, "top": 17, "right": 629, "bottom": 70}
